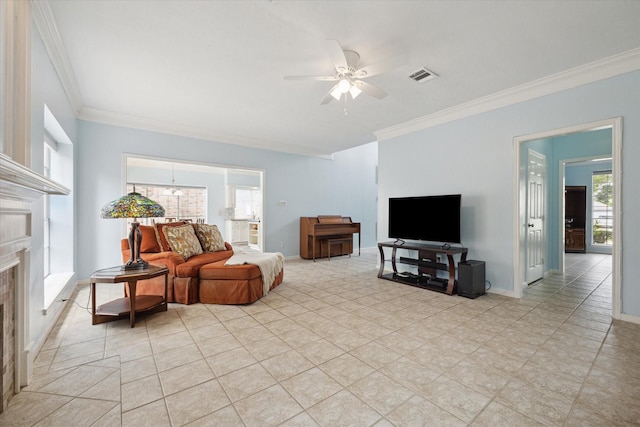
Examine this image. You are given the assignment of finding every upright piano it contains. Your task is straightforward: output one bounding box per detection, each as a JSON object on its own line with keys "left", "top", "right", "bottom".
{"left": 300, "top": 216, "right": 361, "bottom": 261}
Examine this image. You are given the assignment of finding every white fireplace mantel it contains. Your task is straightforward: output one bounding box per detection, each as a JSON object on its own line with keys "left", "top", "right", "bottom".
{"left": 0, "top": 153, "right": 69, "bottom": 199}
{"left": 0, "top": 153, "right": 69, "bottom": 399}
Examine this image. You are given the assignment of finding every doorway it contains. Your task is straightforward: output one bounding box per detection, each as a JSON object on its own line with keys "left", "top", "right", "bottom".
{"left": 125, "top": 154, "right": 265, "bottom": 251}
{"left": 513, "top": 117, "right": 622, "bottom": 319}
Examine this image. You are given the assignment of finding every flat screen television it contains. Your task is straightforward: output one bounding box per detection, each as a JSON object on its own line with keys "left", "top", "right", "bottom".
{"left": 388, "top": 194, "right": 461, "bottom": 244}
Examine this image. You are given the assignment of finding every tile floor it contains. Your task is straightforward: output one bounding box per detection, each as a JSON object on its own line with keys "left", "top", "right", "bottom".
{"left": 1, "top": 250, "right": 639, "bottom": 426}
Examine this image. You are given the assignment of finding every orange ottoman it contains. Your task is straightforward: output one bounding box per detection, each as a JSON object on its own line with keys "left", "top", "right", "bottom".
{"left": 198, "top": 260, "right": 284, "bottom": 304}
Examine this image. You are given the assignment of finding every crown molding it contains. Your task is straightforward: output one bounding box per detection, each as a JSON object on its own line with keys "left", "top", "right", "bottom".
{"left": 375, "top": 48, "right": 640, "bottom": 142}
{"left": 33, "top": 0, "right": 638, "bottom": 157}
{"left": 78, "top": 107, "right": 334, "bottom": 159}
{"left": 31, "top": 0, "right": 83, "bottom": 115}
{"left": 30, "top": 0, "right": 334, "bottom": 159}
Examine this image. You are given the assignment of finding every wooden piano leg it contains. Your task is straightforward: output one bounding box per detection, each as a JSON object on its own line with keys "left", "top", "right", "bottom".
{"left": 312, "top": 236, "right": 316, "bottom": 262}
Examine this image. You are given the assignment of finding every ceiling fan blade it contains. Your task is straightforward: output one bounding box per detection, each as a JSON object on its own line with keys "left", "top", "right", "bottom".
{"left": 357, "top": 54, "right": 408, "bottom": 77}
{"left": 356, "top": 81, "right": 387, "bottom": 99}
{"left": 325, "top": 39, "right": 348, "bottom": 71}
{"left": 283, "top": 75, "right": 337, "bottom": 81}
{"left": 320, "top": 84, "right": 339, "bottom": 104}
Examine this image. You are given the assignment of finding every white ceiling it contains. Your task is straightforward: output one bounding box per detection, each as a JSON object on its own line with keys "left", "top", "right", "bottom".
{"left": 41, "top": 1, "right": 640, "bottom": 157}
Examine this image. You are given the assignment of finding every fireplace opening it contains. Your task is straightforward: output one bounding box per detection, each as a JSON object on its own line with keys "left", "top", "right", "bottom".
{"left": 0, "top": 267, "right": 16, "bottom": 413}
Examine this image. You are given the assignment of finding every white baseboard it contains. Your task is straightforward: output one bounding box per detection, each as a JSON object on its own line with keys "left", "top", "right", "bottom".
{"left": 486, "top": 287, "right": 516, "bottom": 298}
{"left": 619, "top": 312, "right": 640, "bottom": 325}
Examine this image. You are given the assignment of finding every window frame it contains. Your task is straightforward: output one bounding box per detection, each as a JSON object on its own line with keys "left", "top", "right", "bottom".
{"left": 591, "top": 170, "right": 613, "bottom": 246}
{"left": 126, "top": 183, "right": 207, "bottom": 225}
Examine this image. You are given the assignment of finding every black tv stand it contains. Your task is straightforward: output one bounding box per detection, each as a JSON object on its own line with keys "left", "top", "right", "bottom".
{"left": 377, "top": 241, "right": 468, "bottom": 295}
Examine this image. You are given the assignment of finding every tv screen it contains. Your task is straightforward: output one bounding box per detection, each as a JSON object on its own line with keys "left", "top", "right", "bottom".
{"left": 388, "top": 194, "right": 461, "bottom": 243}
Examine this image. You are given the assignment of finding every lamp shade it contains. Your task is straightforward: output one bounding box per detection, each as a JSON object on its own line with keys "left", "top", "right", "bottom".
{"left": 101, "top": 189, "right": 165, "bottom": 219}
{"left": 101, "top": 187, "right": 165, "bottom": 270}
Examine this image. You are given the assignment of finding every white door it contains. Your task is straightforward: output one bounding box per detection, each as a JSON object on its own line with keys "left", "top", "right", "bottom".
{"left": 526, "top": 149, "right": 545, "bottom": 284}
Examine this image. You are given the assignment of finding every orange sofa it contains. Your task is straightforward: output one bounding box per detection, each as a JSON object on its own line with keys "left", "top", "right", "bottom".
{"left": 120, "top": 224, "right": 283, "bottom": 304}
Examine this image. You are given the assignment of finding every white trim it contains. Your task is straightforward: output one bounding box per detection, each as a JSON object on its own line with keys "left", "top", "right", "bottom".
{"left": 559, "top": 155, "right": 614, "bottom": 268}
{"left": 80, "top": 107, "right": 335, "bottom": 159}
{"left": 513, "top": 117, "right": 622, "bottom": 320}
{"left": 44, "top": 104, "right": 72, "bottom": 145}
{"left": 31, "top": 0, "right": 336, "bottom": 158}
{"left": 558, "top": 159, "right": 566, "bottom": 275}
{"left": 30, "top": 0, "right": 82, "bottom": 116}
{"left": 620, "top": 313, "right": 640, "bottom": 325}
{"left": 0, "top": 153, "right": 70, "bottom": 197}
{"left": 556, "top": 155, "right": 611, "bottom": 272}
{"left": 42, "top": 272, "right": 74, "bottom": 313}
{"left": 33, "top": 0, "right": 640, "bottom": 158}
{"left": 611, "top": 118, "right": 623, "bottom": 319}
{"left": 485, "top": 287, "right": 515, "bottom": 298}
{"left": 376, "top": 48, "right": 640, "bottom": 142}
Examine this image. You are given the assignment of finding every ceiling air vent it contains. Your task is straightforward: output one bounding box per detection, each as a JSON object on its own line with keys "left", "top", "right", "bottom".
{"left": 408, "top": 67, "right": 438, "bottom": 83}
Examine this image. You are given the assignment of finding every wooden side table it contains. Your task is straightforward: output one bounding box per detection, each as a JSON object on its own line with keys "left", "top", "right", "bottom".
{"left": 90, "top": 265, "right": 169, "bottom": 328}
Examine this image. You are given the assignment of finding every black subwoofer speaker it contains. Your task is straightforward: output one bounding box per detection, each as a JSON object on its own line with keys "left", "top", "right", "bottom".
{"left": 458, "top": 260, "right": 485, "bottom": 299}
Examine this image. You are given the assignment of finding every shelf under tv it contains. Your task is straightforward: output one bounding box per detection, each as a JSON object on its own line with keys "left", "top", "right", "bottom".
{"left": 377, "top": 241, "right": 468, "bottom": 295}
{"left": 379, "top": 272, "right": 452, "bottom": 293}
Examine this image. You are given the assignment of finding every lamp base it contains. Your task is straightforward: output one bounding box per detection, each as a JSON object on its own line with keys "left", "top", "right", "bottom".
{"left": 124, "top": 221, "right": 150, "bottom": 270}
{"left": 123, "top": 259, "right": 149, "bottom": 270}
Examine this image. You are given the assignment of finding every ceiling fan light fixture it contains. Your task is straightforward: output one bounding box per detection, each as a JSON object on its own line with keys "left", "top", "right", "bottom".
{"left": 349, "top": 85, "right": 362, "bottom": 99}
{"left": 337, "top": 79, "right": 351, "bottom": 93}
{"left": 330, "top": 86, "right": 343, "bottom": 101}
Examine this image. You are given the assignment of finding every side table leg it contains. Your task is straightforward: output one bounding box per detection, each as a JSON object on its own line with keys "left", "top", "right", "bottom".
{"left": 128, "top": 280, "right": 137, "bottom": 328}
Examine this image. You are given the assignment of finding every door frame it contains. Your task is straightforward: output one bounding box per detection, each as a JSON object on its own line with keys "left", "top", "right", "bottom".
{"left": 558, "top": 156, "right": 612, "bottom": 273}
{"left": 512, "top": 117, "right": 622, "bottom": 319}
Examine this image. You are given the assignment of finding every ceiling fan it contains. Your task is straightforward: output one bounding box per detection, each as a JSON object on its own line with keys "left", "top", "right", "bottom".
{"left": 284, "top": 40, "right": 405, "bottom": 105}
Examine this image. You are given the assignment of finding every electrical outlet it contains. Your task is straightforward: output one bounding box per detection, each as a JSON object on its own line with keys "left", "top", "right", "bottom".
{"left": 280, "top": 241, "right": 284, "bottom": 248}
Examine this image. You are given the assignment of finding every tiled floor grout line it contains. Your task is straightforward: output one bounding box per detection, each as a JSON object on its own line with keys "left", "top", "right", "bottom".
{"left": 563, "top": 317, "right": 614, "bottom": 427}
{"left": 5, "top": 252, "right": 639, "bottom": 426}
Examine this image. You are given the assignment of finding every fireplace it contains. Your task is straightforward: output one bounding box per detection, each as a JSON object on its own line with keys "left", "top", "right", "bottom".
{"left": 0, "top": 211, "right": 28, "bottom": 413}
{"left": 0, "top": 268, "right": 15, "bottom": 412}
{"left": 0, "top": 154, "right": 70, "bottom": 412}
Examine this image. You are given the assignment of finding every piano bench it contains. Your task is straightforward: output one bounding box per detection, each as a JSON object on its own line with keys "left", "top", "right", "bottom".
{"left": 321, "top": 238, "right": 352, "bottom": 261}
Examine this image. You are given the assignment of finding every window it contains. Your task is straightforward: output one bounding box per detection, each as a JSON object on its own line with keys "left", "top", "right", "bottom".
{"left": 126, "top": 184, "right": 207, "bottom": 224}
{"left": 592, "top": 171, "right": 613, "bottom": 246}
{"left": 42, "top": 106, "right": 75, "bottom": 312}
{"left": 234, "top": 187, "right": 262, "bottom": 220}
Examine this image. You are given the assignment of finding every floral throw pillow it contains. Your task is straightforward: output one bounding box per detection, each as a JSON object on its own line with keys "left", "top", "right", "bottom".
{"left": 193, "top": 223, "right": 226, "bottom": 252}
{"left": 154, "top": 221, "right": 187, "bottom": 251}
{"left": 163, "top": 224, "right": 203, "bottom": 259}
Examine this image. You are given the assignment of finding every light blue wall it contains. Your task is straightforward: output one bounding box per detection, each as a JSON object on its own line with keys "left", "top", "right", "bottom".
{"left": 566, "top": 161, "right": 613, "bottom": 254}
{"left": 227, "top": 172, "right": 260, "bottom": 187}
{"left": 30, "top": 27, "right": 78, "bottom": 351}
{"left": 379, "top": 70, "right": 640, "bottom": 316}
{"left": 76, "top": 121, "right": 378, "bottom": 279}
{"left": 521, "top": 129, "right": 612, "bottom": 272}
